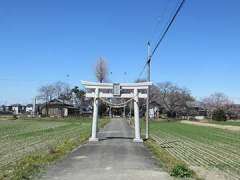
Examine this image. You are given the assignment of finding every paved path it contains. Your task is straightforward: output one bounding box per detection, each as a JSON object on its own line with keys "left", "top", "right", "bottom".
{"left": 41, "top": 118, "right": 171, "bottom": 180}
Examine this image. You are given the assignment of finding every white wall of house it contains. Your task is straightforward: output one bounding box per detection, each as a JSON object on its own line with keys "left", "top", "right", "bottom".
{"left": 149, "top": 108, "right": 155, "bottom": 118}
{"left": 195, "top": 116, "right": 205, "bottom": 120}
{"left": 26, "top": 107, "right": 33, "bottom": 113}
{"left": 149, "top": 107, "right": 159, "bottom": 119}
{"left": 12, "top": 106, "right": 19, "bottom": 114}
{"left": 64, "top": 108, "right": 68, "bottom": 117}
{"left": 0, "top": 106, "right": 4, "bottom": 111}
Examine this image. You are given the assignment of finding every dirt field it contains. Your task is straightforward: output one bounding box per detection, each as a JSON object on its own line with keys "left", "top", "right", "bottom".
{"left": 181, "top": 120, "right": 240, "bottom": 131}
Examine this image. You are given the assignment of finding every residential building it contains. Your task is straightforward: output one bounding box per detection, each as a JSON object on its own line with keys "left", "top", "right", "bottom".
{"left": 40, "top": 99, "right": 79, "bottom": 117}
{"left": 26, "top": 104, "right": 33, "bottom": 114}
{"left": 12, "top": 104, "right": 26, "bottom": 115}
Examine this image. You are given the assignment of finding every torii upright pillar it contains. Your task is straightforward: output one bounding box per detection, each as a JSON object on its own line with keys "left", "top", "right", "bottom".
{"left": 133, "top": 88, "right": 143, "bottom": 143}
{"left": 89, "top": 88, "right": 99, "bottom": 142}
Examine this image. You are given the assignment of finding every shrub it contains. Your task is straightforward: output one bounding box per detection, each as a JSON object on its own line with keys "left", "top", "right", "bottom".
{"left": 170, "top": 164, "right": 193, "bottom": 178}
{"left": 167, "top": 111, "right": 176, "bottom": 118}
{"left": 212, "top": 109, "right": 226, "bottom": 121}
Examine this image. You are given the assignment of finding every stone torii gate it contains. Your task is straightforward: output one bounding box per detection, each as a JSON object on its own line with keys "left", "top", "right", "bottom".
{"left": 81, "top": 81, "right": 152, "bottom": 143}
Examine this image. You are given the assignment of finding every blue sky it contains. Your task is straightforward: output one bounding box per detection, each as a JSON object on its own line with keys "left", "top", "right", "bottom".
{"left": 0, "top": 0, "right": 240, "bottom": 104}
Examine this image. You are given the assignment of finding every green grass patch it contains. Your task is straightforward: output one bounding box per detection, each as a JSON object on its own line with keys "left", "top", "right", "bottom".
{"left": 145, "top": 139, "right": 184, "bottom": 171}
{"left": 146, "top": 120, "right": 240, "bottom": 179}
{"left": 170, "top": 164, "right": 194, "bottom": 178}
{"left": 6, "top": 139, "right": 82, "bottom": 180}
{"left": 0, "top": 117, "right": 110, "bottom": 180}
{"left": 145, "top": 139, "right": 198, "bottom": 179}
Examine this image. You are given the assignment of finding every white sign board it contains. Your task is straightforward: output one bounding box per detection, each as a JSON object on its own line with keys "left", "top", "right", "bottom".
{"left": 113, "top": 83, "right": 121, "bottom": 96}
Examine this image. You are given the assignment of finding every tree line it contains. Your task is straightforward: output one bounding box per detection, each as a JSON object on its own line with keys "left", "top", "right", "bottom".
{"left": 149, "top": 82, "right": 234, "bottom": 121}
{"left": 38, "top": 58, "right": 236, "bottom": 121}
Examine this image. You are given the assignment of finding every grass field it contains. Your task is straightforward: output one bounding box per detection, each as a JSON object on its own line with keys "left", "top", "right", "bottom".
{"left": 0, "top": 117, "right": 108, "bottom": 179}
{"left": 149, "top": 121, "right": 240, "bottom": 179}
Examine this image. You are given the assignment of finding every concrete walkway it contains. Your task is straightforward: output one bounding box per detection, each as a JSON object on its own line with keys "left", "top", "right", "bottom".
{"left": 41, "top": 118, "right": 171, "bottom": 180}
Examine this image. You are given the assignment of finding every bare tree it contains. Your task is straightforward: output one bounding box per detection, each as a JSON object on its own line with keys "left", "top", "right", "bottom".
{"left": 134, "top": 79, "right": 162, "bottom": 117}
{"left": 38, "top": 84, "right": 56, "bottom": 116}
{"left": 157, "top": 82, "right": 194, "bottom": 117}
{"left": 134, "top": 79, "right": 160, "bottom": 104}
{"left": 149, "top": 85, "right": 161, "bottom": 107}
{"left": 39, "top": 82, "right": 70, "bottom": 101}
{"left": 202, "top": 92, "right": 233, "bottom": 112}
{"left": 38, "top": 84, "right": 56, "bottom": 101}
{"left": 54, "top": 81, "right": 71, "bottom": 102}
{"left": 38, "top": 82, "right": 71, "bottom": 116}
{"left": 54, "top": 81, "right": 70, "bottom": 98}
{"left": 71, "top": 86, "right": 86, "bottom": 106}
{"left": 95, "top": 58, "right": 108, "bottom": 83}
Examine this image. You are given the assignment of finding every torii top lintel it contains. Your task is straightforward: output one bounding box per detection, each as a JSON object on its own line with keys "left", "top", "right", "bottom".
{"left": 81, "top": 81, "right": 152, "bottom": 90}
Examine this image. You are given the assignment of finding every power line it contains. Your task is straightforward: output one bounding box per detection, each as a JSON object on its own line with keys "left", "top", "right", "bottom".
{"left": 150, "top": 0, "right": 186, "bottom": 59}
{"left": 139, "top": 0, "right": 186, "bottom": 140}
{"left": 137, "top": 0, "right": 185, "bottom": 81}
{"left": 137, "top": 60, "right": 148, "bottom": 80}
{"left": 149, "top": 0, "right": 173, "bottom": 44}
{"left": 152, "top": 0, "right": 182, "bottom": 48}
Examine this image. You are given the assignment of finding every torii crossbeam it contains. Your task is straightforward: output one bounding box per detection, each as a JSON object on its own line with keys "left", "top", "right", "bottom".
{"left": 81, "top": 81, "right": 152, "bottom": 143}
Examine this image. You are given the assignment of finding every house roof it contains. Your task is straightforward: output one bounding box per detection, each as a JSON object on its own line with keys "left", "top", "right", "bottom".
{"left": 187, "top": 101, "right": 205, "bottom": 108}
{"left": 40, "top": 99, "right": 75, "bottom": 109}
{"left": 11, "top": 104, "right": 25, "bottom": 107}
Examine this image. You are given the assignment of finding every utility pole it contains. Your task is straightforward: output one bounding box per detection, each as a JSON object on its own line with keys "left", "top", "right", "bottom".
{"left": 144, "top": 0, "right": 185, "bottom": 139}
{"left": 32, "top": 97, "right": 37, "bottom": 117}
{"left": 109, "top": 72, "right": 113, "bottom": 118}
{"left": 130, "top": 99, "right": 132, "bottom": 119}
{"left": 109, "top": 99, "right": 112, "bottom": 118}
{"left": 146, "top": 41, "right": 151, "bottom": 139}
